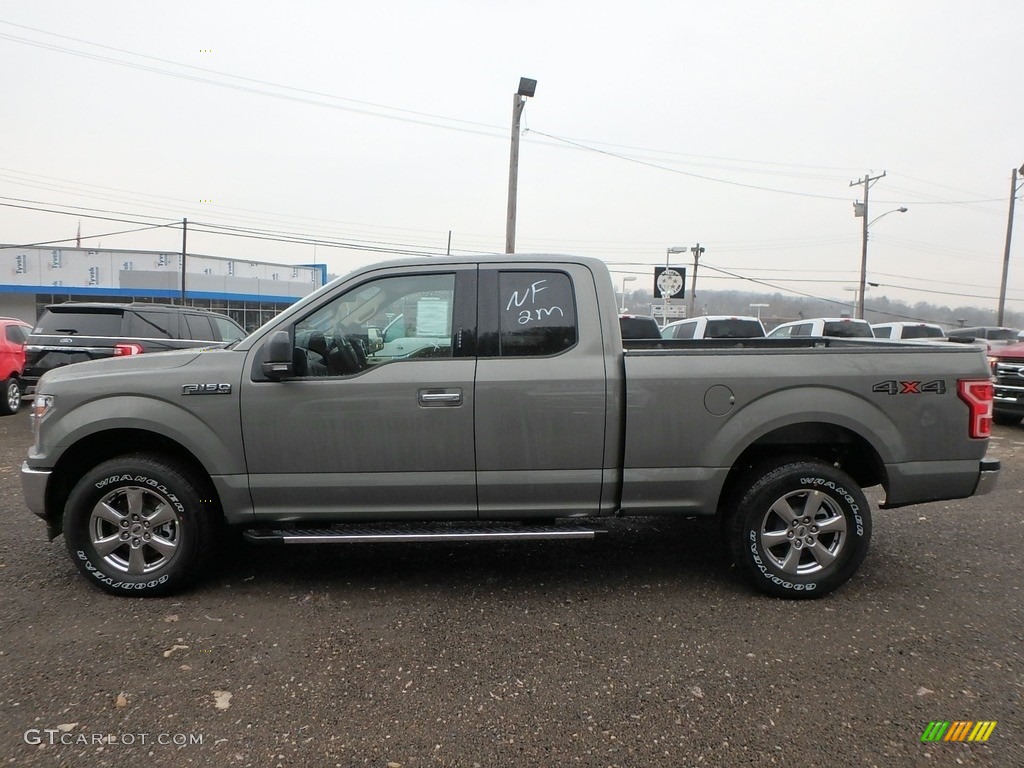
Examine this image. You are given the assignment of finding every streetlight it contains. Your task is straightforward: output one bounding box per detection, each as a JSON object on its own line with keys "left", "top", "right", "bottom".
{"left": 619, "top": 275, "right": 636, "bottom": 312}
{"left": 853, "top": 204, "right": 907, "bottom": 319}
{"left": 749, "top": 303, "right": 769, "bottom": 320}
{"left": 505, "top": 77, "right": 537, "bottom": 254}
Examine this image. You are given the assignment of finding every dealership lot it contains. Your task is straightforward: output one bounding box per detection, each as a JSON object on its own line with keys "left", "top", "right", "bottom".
{"left": 0, "top": 409, "right": 1020, "bottom": 766}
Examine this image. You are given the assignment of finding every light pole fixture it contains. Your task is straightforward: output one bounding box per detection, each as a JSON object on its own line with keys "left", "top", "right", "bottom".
{"left": 853, "top": 202, "right": 906, "bottom": 319}
{"left": 997, "top": 163, "right": 1024, "bottom": 325}
{"left": 619, "top": 275, "right": 636, "bottom": 312}
{"left": 505, "top": 77, "right": 537, "bottom": 254}
{"left": 749, "top": 303, "right": 769, "bottom": 320}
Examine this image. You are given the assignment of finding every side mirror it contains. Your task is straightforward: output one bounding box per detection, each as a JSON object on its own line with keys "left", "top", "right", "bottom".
{"left": 366, "top": 326, "right": 383, "bottom": 353}
{"left": 261, "top": 330, "right": 294, "bottom": 380}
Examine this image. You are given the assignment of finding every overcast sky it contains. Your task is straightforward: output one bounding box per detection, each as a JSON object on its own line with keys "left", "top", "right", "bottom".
{"left": 2, "top": 1, "right": 1022, "bottom": 317}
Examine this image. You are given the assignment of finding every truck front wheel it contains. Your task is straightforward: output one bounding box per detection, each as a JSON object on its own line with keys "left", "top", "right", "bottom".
{"left": 725, "top": 460, "right": 872, "bottom": 599}
{"left": 63, "top": 455, "right": 217, "bottom": 596}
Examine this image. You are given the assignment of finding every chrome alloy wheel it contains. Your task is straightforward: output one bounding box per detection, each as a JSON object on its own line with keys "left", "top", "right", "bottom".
{"left": 758, "top": 488, "right": 848, "bottom": 576}
{"left": 88, "top": 486, "right": 181, "bottom": 575}
{"left": 5, "top": 379, "right": 20, "bottom": 412}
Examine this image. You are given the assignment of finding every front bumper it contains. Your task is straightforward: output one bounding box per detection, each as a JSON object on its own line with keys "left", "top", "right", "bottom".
{"left": 20, "top": 461, "right": 50, "bottom": 520}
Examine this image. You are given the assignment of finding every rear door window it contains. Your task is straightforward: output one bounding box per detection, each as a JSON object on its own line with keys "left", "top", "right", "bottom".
{"left": 129, "top": 311, "right": 178, "bottom": 339}
{"left": 497, "top": 271, "right": 577, "bottom": 356}
{"left": 672, "top": 321, "right": 697, "bottom": 339}
{"left": 184, "top": 313, "right": 215, "bottom": 341}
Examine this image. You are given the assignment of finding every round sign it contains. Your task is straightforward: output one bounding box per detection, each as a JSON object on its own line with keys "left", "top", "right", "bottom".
{"left": 657, "top": 268, "right": 684, "bottom": 297}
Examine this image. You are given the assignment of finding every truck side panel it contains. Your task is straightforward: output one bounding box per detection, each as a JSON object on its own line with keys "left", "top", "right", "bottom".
{"left": 621, "top": 344, "right": 990, "bottom": 514}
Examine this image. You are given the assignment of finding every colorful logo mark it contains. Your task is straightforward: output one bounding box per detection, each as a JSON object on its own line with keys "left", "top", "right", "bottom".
{"left": 921, "top": 721, "right": 997, "bottom": 743}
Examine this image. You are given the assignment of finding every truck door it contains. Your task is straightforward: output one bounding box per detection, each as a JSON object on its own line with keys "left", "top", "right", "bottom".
{"left": 240, "top": 266, "right": 478, "bottom": 520}
{"left": 474, "top": 263, "right": 611, "bottom": 518}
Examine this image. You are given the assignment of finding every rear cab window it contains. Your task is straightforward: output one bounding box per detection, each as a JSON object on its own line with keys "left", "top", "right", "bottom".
{"left": 902, "top": 325, "right": 944, "bottom": 339}
{"left": 704, "top": 319, "right": 765, "bottom": 338}
{"left": 822, "top": 321, "right": 873, "bottom": 338}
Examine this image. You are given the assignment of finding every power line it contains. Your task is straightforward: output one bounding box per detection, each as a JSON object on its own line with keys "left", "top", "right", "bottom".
{"left": 0, "top": 223, "right": 175, "bottom": 251}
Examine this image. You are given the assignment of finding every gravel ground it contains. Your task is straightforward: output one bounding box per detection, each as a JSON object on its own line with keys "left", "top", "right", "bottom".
{"left": 0, "top": 408, "right": 1020, "bottom": 767}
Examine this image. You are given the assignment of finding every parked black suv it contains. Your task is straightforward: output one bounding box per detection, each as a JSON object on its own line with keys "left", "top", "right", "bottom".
{"left": 23, "top": 302, "right": 246, "bottom": 392}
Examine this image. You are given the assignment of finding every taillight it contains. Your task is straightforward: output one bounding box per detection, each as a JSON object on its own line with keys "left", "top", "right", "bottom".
{"left": 957, "top": 379, "right": 993, "bottom": 439}
{"left": 113, "top": 343, "right": 144, "bottom": 356}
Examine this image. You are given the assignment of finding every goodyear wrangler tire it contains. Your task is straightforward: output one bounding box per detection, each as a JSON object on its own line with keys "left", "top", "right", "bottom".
{"left": 725, "top": 460, "right": 871, "bottom": 599}
{"left": 64, "top": 455, "right": 217, "bottom": 597}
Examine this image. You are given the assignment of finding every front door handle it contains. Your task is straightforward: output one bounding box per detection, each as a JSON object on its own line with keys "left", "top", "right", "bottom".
{"left": 418, "top": 389, "right": 463, "bottom": 407}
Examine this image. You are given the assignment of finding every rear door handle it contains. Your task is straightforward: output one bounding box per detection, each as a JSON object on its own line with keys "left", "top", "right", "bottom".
{"left": 418, "top": 389, "right": 463, "bottom": 406}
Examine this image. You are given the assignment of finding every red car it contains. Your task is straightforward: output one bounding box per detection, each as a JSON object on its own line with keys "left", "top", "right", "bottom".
{"left": 1, "top": 316, "right": 32, "bottom": 415}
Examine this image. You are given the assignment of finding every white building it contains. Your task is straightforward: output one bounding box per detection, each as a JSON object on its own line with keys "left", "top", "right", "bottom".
{"left": 0, "top": 244, "right": 326, "bottom": 331}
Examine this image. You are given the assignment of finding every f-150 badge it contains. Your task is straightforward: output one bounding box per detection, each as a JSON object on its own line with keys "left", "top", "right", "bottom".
{"left": 182, "top": 383, "right": 232, "bottom": 395}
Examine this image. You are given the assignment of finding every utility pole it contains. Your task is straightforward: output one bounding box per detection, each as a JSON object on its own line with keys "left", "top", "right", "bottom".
{"left": 180, "top": 217, "right": 187, "bottom": 304}
{"left": 688, "top": 243, "right": 705, "bottom": 319}
{"left": 997, "top": 164, "right": 1024, "bottom": 326}
{"left": 850, "top": 171, "right": 886, "bottom": 319}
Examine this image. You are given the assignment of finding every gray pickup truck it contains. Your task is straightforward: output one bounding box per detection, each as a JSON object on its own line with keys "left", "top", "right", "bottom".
{"left": 21, "top": 255, "right": 1000, "bottom": 599}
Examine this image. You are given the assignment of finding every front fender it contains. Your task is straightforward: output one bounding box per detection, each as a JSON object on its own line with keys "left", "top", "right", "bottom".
{"left": 41, "top": 394, "right": 245, "bottom": 475}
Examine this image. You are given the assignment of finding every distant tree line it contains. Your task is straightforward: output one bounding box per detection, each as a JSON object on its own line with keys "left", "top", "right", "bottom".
{"left": 621, "top": 288, "right": 1024, "bottom": 331}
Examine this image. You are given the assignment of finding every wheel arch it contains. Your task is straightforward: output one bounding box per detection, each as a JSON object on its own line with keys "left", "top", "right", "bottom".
{"left": 45, "top": 429, "right": 222, "bottom": 537}
{"left": 715, "top": 421, "right": 887, "bottom": 517}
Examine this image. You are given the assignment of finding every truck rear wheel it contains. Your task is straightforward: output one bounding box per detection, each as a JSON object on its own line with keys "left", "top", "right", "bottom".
{"left": 63, "top": 455, "right": 217, "bottom": 596}
{"left": 724, "top": 460, "right": 871, "bottom": 599}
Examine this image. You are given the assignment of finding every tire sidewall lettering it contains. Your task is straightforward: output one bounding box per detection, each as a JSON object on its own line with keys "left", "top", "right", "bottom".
{"left": 748, "top": 530, "right": 817, "bottom": 592}
{"left": 92, "top": 475, "right": 184, "bottom": 514}
{"left": 76, "top": 550, "right": 169, "bottom": 590}
{"left": 799, "top": 476, "right": 864, "bottom": 536}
